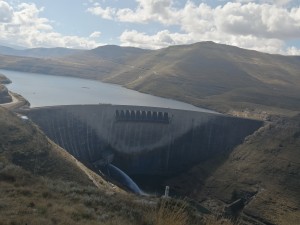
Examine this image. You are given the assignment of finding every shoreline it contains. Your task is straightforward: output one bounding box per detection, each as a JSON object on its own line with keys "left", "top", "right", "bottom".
{"left": 0, "top": 91, "right": 30, "bottom": 110}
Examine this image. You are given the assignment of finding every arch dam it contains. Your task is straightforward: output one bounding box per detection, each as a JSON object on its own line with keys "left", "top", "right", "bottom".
{"left": 19, "top": 104, "right": 263, "bottom": 179}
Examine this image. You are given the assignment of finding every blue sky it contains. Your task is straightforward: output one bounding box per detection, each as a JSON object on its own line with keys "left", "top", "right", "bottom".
{"left": 0, "top": 0, "right": 299, "bottom": 55}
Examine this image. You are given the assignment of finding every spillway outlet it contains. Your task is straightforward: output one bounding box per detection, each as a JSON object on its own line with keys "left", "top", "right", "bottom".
{"left": 115, "top": 109, "right": 171, "bottom": 124}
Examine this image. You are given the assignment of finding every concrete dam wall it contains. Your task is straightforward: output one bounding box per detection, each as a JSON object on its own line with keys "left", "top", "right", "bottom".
{"left": 21, "top": 105, "right": 263, "bottom": 176}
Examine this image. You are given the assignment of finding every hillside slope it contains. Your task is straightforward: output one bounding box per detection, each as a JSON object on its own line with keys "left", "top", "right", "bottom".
{"left": 0, "top": 107, "right": 134, "bottom": 224}
{"left": 0, "top": 45, "right": 83, "bottom": 58}
{"left": 0, "top": 42, "right": 299, "bottom": 117}
{"left": 204, "top": 115, "right": 300, "bottom": 225}
{"left": 0, "top": 45, "right": 150, "bottom": 80}
{"left": 165, "top": 114, "right": 300, "bottom": 225}
{"left": 63, "top": 45, "right": 151, "bottom": 79}
{"left": 0, "top": 107, "right": 107, "bottom": 185}
{"left": 103, "top": 42, "right": 300, "bottom": 117}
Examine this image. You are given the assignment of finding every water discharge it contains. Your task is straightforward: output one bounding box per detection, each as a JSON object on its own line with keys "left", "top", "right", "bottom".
{"left": 101, "top": 164, "right": 144, "bottom": 195}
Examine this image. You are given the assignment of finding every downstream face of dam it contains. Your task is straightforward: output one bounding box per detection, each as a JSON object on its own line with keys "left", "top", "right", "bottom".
{"left": 20, "top": 105, "right": 263, "bottom": 191}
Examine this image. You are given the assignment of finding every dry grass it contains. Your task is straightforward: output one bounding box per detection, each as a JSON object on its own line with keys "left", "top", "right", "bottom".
{"left": 204, "top": 215, "right": 237, "bottom": 225}
{"left": 0, "top": 164, "right": 144, "bottom": 225}
{"left": 154, "top": 198, "right": 189, "bottom": 225}
{"left": 0, "top": 107, "right": 143, "bottom": 225}
{"left": 144, "top": 198, "right": 203, "bottom": 225}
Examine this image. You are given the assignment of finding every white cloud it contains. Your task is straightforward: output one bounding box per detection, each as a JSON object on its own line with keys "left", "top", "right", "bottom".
{"left": 0, "top": 0, "right": 13, "bottom": 22}
{"left": 88, "top": 0, "right": 300, "bottom": 54}
{"left": 87, "top": 0, "right": 179, "bottom": 24}
{"left": 286, "top": 46, "right": 300, "bottom": 55}
{"left": 120, "top": 29, "right": 289, "bottom": 54}
{"left": 213, "top": 2, "right": 300, "bottom": 39}
{"left": 0, "top": 1, "right": 103, "bottom": 49}
{"left": 120, "top": 29, "right": 194, "bottom": 49}
{"left": 235, "top": 0, "right": 294, "bottom": 5}
{"left": 268, "top": 0, "right": 293, "bottom": 6}
{"left": 117, "top": 0, "right": 179, "bottom": 25}
{"left": 89, "top": 31, "right": 101, "bottom": 38}
{"left": 87, "top": 5, "right": 116, "bottom": 19}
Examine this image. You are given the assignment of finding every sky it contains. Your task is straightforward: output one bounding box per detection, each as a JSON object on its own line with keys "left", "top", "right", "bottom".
{"left": 0, "top": 0, "right": 299, "bottom": 55}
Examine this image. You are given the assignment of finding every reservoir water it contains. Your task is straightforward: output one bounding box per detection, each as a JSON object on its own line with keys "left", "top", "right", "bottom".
{"left": 1, "top": 69, "right": 215, "bottom": 113}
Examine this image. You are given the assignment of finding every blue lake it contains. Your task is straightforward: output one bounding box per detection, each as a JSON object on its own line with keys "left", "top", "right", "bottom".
{"left": 1, "top": 69, "right": 215, "bottom": 113}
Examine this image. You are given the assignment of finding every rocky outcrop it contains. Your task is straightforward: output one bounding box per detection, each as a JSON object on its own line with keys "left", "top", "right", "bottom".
{"left": 0, "top": 73, "right": 12, "bottom": 104}
{"left": 0, "top": 73, "right": 12, "bottom": 84}
{"left": 0, "top": 85, "right": 12, "bottom": 104}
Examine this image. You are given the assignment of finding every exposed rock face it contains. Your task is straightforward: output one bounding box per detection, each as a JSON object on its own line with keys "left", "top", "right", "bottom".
{"left": 20, "top": 105, "right": 263, "bottom": 176}
{"left": 0, "top": 73, "right": 11, "bottom": 84}
{"left": 0, "top": 85, "right": 12, "bottom": 104}
{"left": 0, "top": 73, "right": 12, "bottom": 104}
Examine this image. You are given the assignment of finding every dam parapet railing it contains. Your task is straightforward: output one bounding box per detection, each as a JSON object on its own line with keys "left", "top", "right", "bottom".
{"left": 115, "top": 109, "right": 171, "bottom": 124}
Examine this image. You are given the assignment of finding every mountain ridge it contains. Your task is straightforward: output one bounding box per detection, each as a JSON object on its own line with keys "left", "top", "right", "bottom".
{"left": 0, "top": 45, "right": 84, "bottom": 58}
{"left": 0, "top": 41, "right": 299, "bottom": 117}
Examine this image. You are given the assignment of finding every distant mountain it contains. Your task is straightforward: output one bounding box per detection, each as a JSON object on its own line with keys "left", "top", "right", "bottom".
{"left": 0, "top": 42, "right": 299, "bottom": 115}
{"left": 0, "top": 46, "right": 15, "bottom": 55}
{"left": 0, "top": 42, "right": 26, "bottom": 50}
{"left": 0, "top": 45, "right": 151, "bottom": 80}
{"left": 0, "top": 45, "right": 84, "bottom": 58}
{"left": 90, "top": 45, "right": 150, "bottom": 61}
{"left": 61, "top": 45, "right": 151, "bottom": 79}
